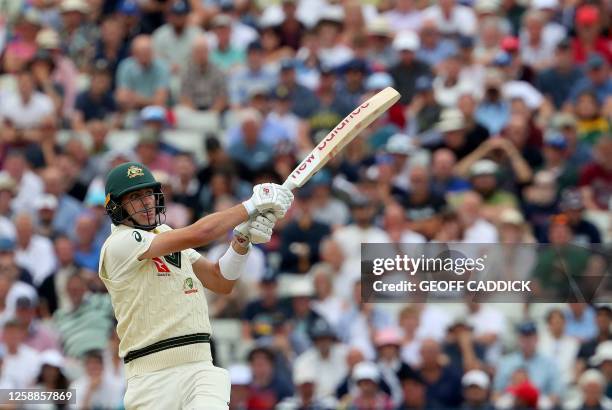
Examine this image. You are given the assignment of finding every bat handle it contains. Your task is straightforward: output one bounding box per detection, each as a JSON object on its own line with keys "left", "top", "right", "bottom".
{"left": 282, "top": 180, "right": 297, "bottom": 191}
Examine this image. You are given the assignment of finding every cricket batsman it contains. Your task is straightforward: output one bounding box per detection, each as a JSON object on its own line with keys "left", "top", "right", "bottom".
{"left": 98, "top": 161, "right": 293, "bottom": 409}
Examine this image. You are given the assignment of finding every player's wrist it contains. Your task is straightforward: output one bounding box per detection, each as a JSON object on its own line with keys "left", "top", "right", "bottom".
{"left": 242, "top": 199, "right": 257, "bottom": 217}
{"left": 219, "top": 241, "right": 250, "bottom": 280}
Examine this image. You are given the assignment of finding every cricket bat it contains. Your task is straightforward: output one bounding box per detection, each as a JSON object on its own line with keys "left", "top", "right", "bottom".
{"left": 283, "top": 87, "right": 401, "bottom": 191}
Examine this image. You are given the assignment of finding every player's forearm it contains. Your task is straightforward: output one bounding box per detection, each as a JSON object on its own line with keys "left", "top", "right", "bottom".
{"left": 190, "top": 204, "right": 249, "bottom": 247}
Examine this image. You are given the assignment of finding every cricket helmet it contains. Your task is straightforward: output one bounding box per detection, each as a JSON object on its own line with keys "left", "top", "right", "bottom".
{"left": 104, "top": 161, "right": 165, "bottom": 230}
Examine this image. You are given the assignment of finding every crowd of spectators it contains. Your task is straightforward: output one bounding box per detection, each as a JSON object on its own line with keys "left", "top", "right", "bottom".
{"left": 0, "top": 0, "right": 610, "bottom": 408}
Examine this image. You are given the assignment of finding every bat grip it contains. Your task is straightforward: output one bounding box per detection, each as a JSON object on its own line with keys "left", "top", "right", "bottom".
{"left": 282, "top": 180, "right": 297, "bottom": 191}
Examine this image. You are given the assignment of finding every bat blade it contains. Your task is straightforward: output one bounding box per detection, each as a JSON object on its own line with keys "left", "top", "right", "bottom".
{"left": 283, "top": 87, "right": 401, "bottom": 190}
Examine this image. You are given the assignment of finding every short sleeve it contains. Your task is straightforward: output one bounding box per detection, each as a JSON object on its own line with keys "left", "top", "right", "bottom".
{"left": 102, "top": 228, "right": 156, "bottom": 280}
{"left": 153, "top": 224, "right": 200, "bottom": 265}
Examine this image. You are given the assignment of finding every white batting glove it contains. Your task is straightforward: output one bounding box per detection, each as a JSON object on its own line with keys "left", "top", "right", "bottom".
{"left": 242, "top": 183, "right": 294, "bottom": 219}
{"left": 234, "top": 212, "right": 277, "bottom": 245}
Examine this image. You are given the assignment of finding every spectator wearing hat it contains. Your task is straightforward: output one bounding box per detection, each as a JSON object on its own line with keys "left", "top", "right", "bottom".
{"left": 494, "top": 321, "right": 561, "bottom": 405}
{"left": 72, "top": 62, "right": 117, "bottom": 130}
{"left": 443, "top": 319, "right": 486, "bottom": 374}
{"left": 462, "top": 369, "right": 494, "bottom": 410}
{"left": 549, "top": 113, "right": 591, "bottom": 167}
{"left": 473, "top": 17, "right": 504, "bottom": 67}
{"left": 577, "top": 306, "right": 612, "bottom": 371}
{"left": 405, "top": 75, "right": 442, "bottom": 139}
{"left": 70, "top": 349, "right": 124, "bottom": 409}
{"left": 579, "top": 137, "right": 612, "bottom": 210}
{"left": 313, "top": 6, "right": 353, "bottom": 70}
{"left": 571, "top": 5, "right": 612, "bottom": 65}
{"left": 267, "top": 86, "right": 304, "bottom": 150}
{"left": 588, "top": 341, "right": 612, "bottom": 398}
{"left": 29, "top": 50, "right": 63, "bottom": 118}
{"left": 152, "top": 0, "right": 202, "bottom": 76}
{"left": 2, "top": 10, "right": 42, "bottom": 73}
{"left": 534, "top": 38, "right": 584, "bottom": 109}
{"left": 241, "top": 271, "right": 291, "bottom": 341}
{"left": 389, "top": 31, "right": 432, "bottom": 105}
{"left": 279, "top": 186, "right": 330, "bottom": 274}
{"left": 294, "top": 317, "right": 349, "bottom": 401}
{"left": 374, "top": 327, "right": 414, "bottom": 406}
{"left": 258, "top": 18, "right": 294, "bottom": 68}
{"left": 0, "top": 174, "right": 17, "bottom": 239}
{"left": 34, "top": 194, "right": 59, "bottom": 238}
{"left": 569, "top": 56, "right": 612, "bottom": 109}
{"left": 558, "top": 189, "right": 602, "bottom": 245}
{"left": 93, "top": 17, "right": 129, "bottom": 89}
{"left": 276, "top": 59, "right": 320, "bottom": 119}
{"left": 465, "top": 159, "right": 519, "bottom": 216}
{"left": 12, "top": 295, "right": 59, "bottom": 352}
{"left": 285, "top": 277, "right": 323, "bottom": 355}
{"left": 277, "top": 359, "right": 337, "bottom": 410}
{"left": 338, "top": 361, "right": 393, "bottom": 410}
{"left": 364, "top": 17, "right": 396, "bottom": 70}
{"left": 336, "top": 58, "right": 369, "bottom": 108}
{"left": 209, "top": 14, "right": 247, "bottom": 71}
{"left": 115, "top": 34, "right": 170, "bottom": 111}
{"left": 30, "top": 350, "right": 69, "bottom": 405}
{"left": 1, "top": 319, "right": 41, "bottom": 388}
{"left": 428, "top": 108, "right": 488, "bottom": 161}
{"left": 59, "top": 0, "right": 99, "bottom": 70}
{"left": 228, "top": 41, "right": 276, "bottom": 108}
{"left": 566, "top": 369, "right": 612, "bottom": 410}
{"left": 306, "top": 65, "right": 353, "bottom": 144}
{"left": 247, "top": 346, "right": 294, "bottom": 408}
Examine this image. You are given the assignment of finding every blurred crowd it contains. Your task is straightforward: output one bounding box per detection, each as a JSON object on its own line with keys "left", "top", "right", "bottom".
{"left": 0, "top": 0, "right": 611, "bottom": 408}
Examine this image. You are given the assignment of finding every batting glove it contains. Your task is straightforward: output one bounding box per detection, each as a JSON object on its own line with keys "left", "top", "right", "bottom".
{"left": 242, "top": 183, "right": 294, "bottom": 219}
{"left": 234, "top": 212, "right": 277, "bottom": 245}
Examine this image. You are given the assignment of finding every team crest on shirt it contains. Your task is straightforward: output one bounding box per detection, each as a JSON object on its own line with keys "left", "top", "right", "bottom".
{"left": 183, "top": 277, "right": 198, "bottom": 294}
{"left": 126, "top": 165, "right": 144, "bottom": 178}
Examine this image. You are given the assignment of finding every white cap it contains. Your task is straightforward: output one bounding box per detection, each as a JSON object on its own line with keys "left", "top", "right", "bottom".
{"left": 293, "top": 361, "right": 317, "bottom": 385}
{"left": 462, "top": 369, "right": 490, "bottom": 389}
{"left": 36, "top": 29, "right": 61, "bottom": 49}
{"left": 590, "top": 341, "right": 612, "bottom": 367}
{"left": 579, "top": 369, "right": 606, "bottom": 388}
{"left": 499, "top": 208, "right": 525, "bottom": 225}
{"left": 470, "top": 159, "right": 499, "bottom": 177}
{"left": 393, "top": 31, "right": 420, "bottom": 52}
{"left": 317, "top": 5, "right": 344, "bottom": 24}
{"left": 286, "top": 277, "right": 315, "bottom": 298}
{"left": 502, "top": 81, "right": 544, "bottom": 110}
{"left": 531, "top": 0, "right": 558, "bottom": 9}
{"left": 35, "top": 194, "right": 58, "bottom": 211}
{"left": 352, "top": 361, "right": 380, "bottom": 383}
{"left": 228, "top": 364, "right": 252, "bottom": 386}
{"left": 40, "top": 350, "right": 65, "bottom": 369}
{"left": 61, "top": 0, "right": 89, "bottom": 13}
{"left": 367, "top": 17, "right": 392, "bottom": 37}
{"left": 386, "top": 134, "right": 417, "bottom": 155}
{"left": 436, "top": 108, "right": 465, "bottom": 133}
{"left": 475, "top": 0, "right": 500, "bottom": 12}
{"left": 365, "top": 72, "right": 394, "bottom": 91}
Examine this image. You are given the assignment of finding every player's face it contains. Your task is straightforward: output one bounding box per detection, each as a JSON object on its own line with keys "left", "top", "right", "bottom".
{"left": 121, "top": 188, "right": 156, "bottom": 227}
